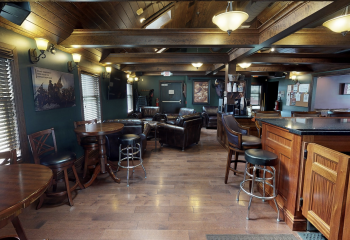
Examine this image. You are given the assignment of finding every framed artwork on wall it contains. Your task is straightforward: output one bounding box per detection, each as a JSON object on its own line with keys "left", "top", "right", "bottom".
{"left": 192, "top": 80, "right": 210, "bottom": 104}
{"left": 31, "top": 67, "right": 76, "bottom": 111}
{"left": 340, "top": 83, "right": 350, "bottom": 95}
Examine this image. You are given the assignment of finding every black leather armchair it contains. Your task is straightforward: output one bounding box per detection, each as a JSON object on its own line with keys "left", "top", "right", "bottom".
{"left": 158, "top": 113, "right": 202, "bottom": 151}
{"left": 132, "top": 106, "right": 161, "bottom": 121}
{"left": 104, "top": 119, "right": 151, "bottom": 161}
{"left": 165, "top": 108, "right": 196, "bottom": 125}
{"left": 202, "top": 106, "right": 218, "bottom": 128}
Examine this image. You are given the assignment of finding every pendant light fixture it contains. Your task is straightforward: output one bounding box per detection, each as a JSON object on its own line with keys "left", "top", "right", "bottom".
{"left": 212, "top": 1, "right": 249, "bottom": 36}
{"left": 323, "top": 6, "right": 350, "bottom": 36}
{"left": 238, "top": 63, "right": 251, "bottom": 69}
{"left": 192, "top": 48, "right": 203, "bottom": 69}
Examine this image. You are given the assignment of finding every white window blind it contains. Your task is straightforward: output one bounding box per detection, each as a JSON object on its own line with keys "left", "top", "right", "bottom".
{"left": 81, "top": 73, "right": 101, "bottom": 121}
{"left": 127, "top": 84, "right": 133, "bottom": 113}
{"left": 0, "top": 57, "right": 20, "bottom": 157}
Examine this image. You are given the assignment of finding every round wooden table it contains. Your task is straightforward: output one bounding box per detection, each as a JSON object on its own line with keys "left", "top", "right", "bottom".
{"left": 0, "top": 164, "right": 53, "bottom": 240}
{"left": 74, "top": 122, "right": 124, "bottom": 188}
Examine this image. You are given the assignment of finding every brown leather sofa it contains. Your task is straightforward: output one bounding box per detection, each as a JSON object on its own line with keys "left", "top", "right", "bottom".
{"left": 202, "top": 106, "right": 218, "bottom": 128}
{"left": 158, "top": 113, "right": 202, "bottom": 151}
{"left": 132, "top": 106, "right": 160, "bottom": 121}
{"left": 165, "top": 108, "right": 196, "bottom": 125}
{"left": 104, "top": 119, "right": 151, "bottom": 161}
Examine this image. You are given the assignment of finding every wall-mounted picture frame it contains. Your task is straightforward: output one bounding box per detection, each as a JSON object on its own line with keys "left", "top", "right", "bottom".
{"left": 31, "top": 67, "right": 76, "bottom": 111}
{"left": 192, "top": 80, "right": 210, "bottom": 104}
{"left": 340, "top": 83, "right": 350, "bottom": 95}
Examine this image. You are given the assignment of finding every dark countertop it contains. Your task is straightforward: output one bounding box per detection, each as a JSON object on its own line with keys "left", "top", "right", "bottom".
{"left": 217, "top": 112, "right": 253, "bottom": 119}
{"left": 260, "top": 117, "right": 350, "bottom": 135}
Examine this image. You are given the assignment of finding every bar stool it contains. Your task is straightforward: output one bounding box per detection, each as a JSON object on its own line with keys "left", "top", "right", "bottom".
{"left": 117, "top": 134, "right": 147, "bottom": 187}
{"left": 236, "top": 149, "right": 280, "bottom": 221}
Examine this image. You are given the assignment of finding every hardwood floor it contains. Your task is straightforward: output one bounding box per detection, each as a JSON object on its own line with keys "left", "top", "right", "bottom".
{"left": 0, "top": 129, "right": 300, "bottom": 240}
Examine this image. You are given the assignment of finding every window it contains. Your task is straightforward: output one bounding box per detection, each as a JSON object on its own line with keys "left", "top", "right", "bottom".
{"left": 127, "top": 83, "right": 133, "bottom": 113}
{"left": 250, "top": 85, "right": 261, "bottom": 110}
{"left": 0, "top": 57, "right": 20, "bottom": 156}
{"left": 81, "top": 73, "right": 101, "bottom": 121}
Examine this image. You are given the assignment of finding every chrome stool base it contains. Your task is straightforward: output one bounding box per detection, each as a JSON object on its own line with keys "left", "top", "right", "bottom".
{"left": 237, "top": 162, "right": 280, "bottom": 221}
{"left": 117, "top": 143, "right": 146, "bottom": 187}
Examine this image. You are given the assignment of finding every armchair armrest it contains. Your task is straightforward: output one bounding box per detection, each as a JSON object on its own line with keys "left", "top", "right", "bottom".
{"left": 131, "top": 112, "right": 142, "bottom": 119}
{"left": 143, "top": 123, "right": 151, "bottom": 137}
{"left": 158, "top": 123, "right": 185, "bottom": 134}
{"left": 237, "top": 123, "right": 250, "bottom": 135}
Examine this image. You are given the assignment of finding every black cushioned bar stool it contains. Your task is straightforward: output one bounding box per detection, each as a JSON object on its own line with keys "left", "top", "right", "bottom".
{"left": 236, "top": 149, "right": 280, "bottom": 221}
{"left": 117, "top": 134, "right": 146, "bottom": 187}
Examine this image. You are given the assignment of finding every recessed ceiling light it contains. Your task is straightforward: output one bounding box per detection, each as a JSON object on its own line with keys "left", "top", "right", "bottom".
{"left": 140, "top": 18, "right": 146, "bottom": 23}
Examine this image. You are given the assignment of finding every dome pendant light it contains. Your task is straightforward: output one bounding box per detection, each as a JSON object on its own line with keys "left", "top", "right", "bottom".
{"left": 212, "top": 1, "right": 249, "bottom": 36}
{"left": 323, "top": 6, "right": 350, "bottom": 36}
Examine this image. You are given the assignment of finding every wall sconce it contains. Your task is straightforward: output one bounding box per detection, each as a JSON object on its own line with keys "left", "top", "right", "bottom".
{"left": 290, "top": 71, "right": 299, "bottom": 82}
{"left": 103, "top": 66, "right": 112, "bottom": 78}
{"left": 67, "top": 53, "right": 81, "bottom": 72}
{"left": 238, "top": 62, "right": 251, "bottom": 69}
{"left": 29, "top": 38, "right": 49, "bottom": 63}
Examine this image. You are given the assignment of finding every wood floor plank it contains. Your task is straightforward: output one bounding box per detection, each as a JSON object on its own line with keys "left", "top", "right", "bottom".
{"left": 0, "top": 128, "right": 298, "bottom": 240}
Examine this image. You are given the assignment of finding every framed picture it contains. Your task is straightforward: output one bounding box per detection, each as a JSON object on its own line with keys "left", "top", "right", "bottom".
{"left": 340, "top": 83, "right": 350, "bottom": 95}
{"left": 192, "top": 80, "right": 210, "bottom": 104}
{"left": 31, "top": 67, "right": 76, "bottom": 111}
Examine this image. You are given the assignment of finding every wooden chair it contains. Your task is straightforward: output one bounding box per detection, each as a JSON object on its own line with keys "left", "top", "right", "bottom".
{"left": 254, "top": 111, "right": 282, "bottom": 138}
{"left": 74, "top": 119, "right": 98, "bottom": 178}
{"left": 0, "top": 149, "right": 17, "bottom": 165}
{"left": 291, "top": 111, "right": 321, "bottom": 117}
{"left": 221, "top": 114, "right": 262, "bottom": 183}
{"left": 28, "top": 128, "right": 84, "bottom": 209}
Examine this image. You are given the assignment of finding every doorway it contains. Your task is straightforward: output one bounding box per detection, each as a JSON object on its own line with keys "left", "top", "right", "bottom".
{"left": 265, "top": 81, "right": 279, "bottom": 111}
{"left": 159, "top": 81, "right": 185, "bottom": 113}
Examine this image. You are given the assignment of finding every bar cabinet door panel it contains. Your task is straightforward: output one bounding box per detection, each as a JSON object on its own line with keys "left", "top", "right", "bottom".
{"left": 302, "top": 143, "right": 350, "bottom": 240}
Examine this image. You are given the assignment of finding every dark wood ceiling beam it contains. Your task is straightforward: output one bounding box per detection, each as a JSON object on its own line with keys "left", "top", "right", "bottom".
{"left": 101, "top": 53, "right": 229, "bottom": 64}
{"left": 274, "top": 29, "right": 350, "bottom": 48}
{"left": 241, "top": 53, "right": 350, "bottom": 64}
{"left": 143, "top": 71, "right": 225, "bottom": 76}
{"left": 122, "top": 64, "right": 216, "bottom": 72}
{"left": 231, "top": 0, "right": 350, "bottom": 64}
{"left": 6, "top": 0, "right": 338, "bottom": 2}
{"left": 122, "top": 64, "right": 312, "bottom": 72}
{"left": 59, "top": 29, "right": 259, "bottom": 48}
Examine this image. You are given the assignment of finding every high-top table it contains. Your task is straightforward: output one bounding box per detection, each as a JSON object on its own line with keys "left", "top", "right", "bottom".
{"left": 0, "top": 164, "right": 53, "bottom": 240}
{"left": 74, "top": 122, "right": 124, "bottom": 188}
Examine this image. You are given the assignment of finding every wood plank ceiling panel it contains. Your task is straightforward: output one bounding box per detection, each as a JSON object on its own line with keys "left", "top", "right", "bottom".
{"left": 100, "top": 2, "right": 127, "bottom": 29}
{"left": 73, "top": 3, "right": 111, "bottom": 29}
{"left": 88, "top": 3, "right": 121, "bottom": 29}
{"left": 109, "top": 2, "right": 133, "bottom": 28}
{"left": 190, "top": 1, "right": 227, "bottom": 28}
{"left": 56, "top": 2, "right": 100, "bottom": 29}
{"left": 120, "top": 1, "right": 138, "bottom": 27}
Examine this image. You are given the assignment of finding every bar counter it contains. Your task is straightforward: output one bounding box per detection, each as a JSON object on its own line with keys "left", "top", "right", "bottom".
{"left": 260, "top": 117, "right": 350, "bottom": 135}
{"left": 260, "top": 117, "right": 350, "bottom": 231}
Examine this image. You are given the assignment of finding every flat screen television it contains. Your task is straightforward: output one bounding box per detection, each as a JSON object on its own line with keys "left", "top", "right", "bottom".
{"left": 108, "top": 68, "right": 127, "bottom": 99}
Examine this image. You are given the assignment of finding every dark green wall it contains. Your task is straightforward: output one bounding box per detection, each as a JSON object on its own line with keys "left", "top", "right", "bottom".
{"left": 0, "top": 26, "right": 120, "bottom": 160}
{"left": 101, "top": 69, "right": 128, "bottom": 120}
{"left": 136, "top": 75, "right": 221, "bottom": 113}
{"left": 269, "top": 74, "right": 312, "bottom": 117}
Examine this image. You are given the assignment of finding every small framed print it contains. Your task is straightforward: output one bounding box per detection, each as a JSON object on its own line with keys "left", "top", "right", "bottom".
{"left": 340, "top": 83, "right": 350, "bottom": 95}
{"left": 192, "top": 80, "right": 210, "bottom": 104}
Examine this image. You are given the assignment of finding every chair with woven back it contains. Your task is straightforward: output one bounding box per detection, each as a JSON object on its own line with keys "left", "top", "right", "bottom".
{"left": 28, "top": 128, "right": 84, "bottom": 209}
{"left": 254, "top": 111, "right": 282, "bottom": 138}
{"left": 74, "top": 119, "right": 98, "bottom": 178}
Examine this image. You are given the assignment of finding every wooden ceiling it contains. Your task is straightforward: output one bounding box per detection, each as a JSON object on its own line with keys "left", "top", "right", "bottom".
{"left": 1, "top": 0, "right": 350, "bottom": 76}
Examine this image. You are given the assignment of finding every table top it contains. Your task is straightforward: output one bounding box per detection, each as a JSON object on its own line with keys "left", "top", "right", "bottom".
{"left": 0, "top": 164, "right": 52, "bottom": 220}
{"left": 260, "top": 117, "right": 350, "bottom": 135}
{"left": 74, "top": 122, "right": 124, "bottom": 136}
